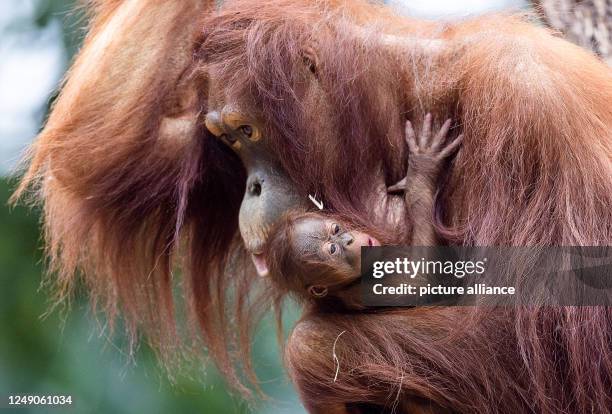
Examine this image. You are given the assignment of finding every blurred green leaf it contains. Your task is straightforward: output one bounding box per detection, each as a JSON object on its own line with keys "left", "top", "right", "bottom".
{"left": 0, "top": 176, "right": 303, "bottom": 414}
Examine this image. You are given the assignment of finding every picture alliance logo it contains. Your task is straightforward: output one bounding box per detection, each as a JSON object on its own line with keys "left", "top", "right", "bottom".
{"left": 371, "top": 257, "right": 489, "bottom": 279}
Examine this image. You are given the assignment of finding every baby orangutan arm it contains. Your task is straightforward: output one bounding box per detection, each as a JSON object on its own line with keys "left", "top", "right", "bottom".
{"left": 388, "top": 114, "right": 462, "bottom": 246}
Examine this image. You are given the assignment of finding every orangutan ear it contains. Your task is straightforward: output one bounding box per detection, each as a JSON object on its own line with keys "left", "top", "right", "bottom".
{"left": 308, "top": 285, "right": 328, "bottom": 298}
{"left": 301, "top": 45, "right": 319, "bottom": 76}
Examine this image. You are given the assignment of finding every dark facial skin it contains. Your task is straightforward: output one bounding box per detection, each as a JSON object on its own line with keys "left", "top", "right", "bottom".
{"left": 204, "top": 96, "right": 307, "bottom": 275}
{"left": 203, "top": 53, "right": 328, "bottom": 275}
{"left": 291, "top": 217, "right": 381, "bottom": 276}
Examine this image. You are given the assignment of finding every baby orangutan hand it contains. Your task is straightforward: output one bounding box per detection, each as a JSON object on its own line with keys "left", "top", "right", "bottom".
{"left": 388, "top": 113, "right": 463, "bottom": 193}
{"left": 387, "top": 113, "right": 463, "bottom": 245}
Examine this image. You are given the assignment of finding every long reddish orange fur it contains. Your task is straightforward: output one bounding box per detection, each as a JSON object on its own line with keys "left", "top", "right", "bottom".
{"left": 13, "top": 0, "right": 612, "bottom": 412}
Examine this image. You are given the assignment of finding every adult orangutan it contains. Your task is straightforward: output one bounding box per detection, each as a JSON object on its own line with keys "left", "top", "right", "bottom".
{"left": 14, "top": 0, "right": 612, "bottom": 413}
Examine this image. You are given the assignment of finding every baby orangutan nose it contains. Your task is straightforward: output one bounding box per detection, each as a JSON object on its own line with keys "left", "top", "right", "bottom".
{"left": 338, "top": 232, "right": 354, "bottom": 247}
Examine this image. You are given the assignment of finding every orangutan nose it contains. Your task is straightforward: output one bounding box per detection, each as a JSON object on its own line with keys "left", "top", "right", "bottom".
{"left": 247, "top": 176, "right": 263, "bottom": 197}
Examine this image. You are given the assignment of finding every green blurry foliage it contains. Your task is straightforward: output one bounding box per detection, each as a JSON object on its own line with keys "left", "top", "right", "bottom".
{"left": 0, "top": 180, "right": 302, "bottom": 414}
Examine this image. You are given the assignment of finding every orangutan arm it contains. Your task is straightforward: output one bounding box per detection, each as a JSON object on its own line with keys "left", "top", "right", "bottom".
{"left": 285, "top": 313, "right": 458, "bottom": 414}
{"left": 388, "top": 114, "right": 463, "bottom": 246}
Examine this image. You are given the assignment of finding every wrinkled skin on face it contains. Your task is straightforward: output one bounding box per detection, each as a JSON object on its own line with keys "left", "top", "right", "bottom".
{"left": 265, "top": 214, "right": 382, "bottom": 304}
{"left": 291, "top": 217, "right": 381, "bottom": 277}
{"left": 204, "top": 86, "right": 308, "bottom": 273}
{"left": 205, "top": 105, "right": 305, "bottom": 269}
{"left": 281, "top": 216, "right": 382, "bottom": 301}
{"left": 203, "top": 49, "right": 331, "bottom": 274}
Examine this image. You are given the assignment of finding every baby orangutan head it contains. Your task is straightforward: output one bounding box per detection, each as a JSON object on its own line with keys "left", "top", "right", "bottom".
{"left": 264, "top": 211, "right": 380, "bottom": 305}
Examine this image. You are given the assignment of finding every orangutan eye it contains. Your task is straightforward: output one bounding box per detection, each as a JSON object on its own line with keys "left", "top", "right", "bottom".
{"left": 329, "top": 243, "right": 338, "bottom": 255}
{"left": 331, "top": 223, "right": 340, "bottom": 235}
{"left": 240, "top": 125, "right": 252, "bottom": 138}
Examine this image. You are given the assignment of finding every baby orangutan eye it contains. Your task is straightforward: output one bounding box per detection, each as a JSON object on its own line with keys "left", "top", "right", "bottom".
{"left": 329, "top": 243, "right": 338, "bottom": 255}
{"left": 331, "top": 223, "right": 340, "bottom": 235}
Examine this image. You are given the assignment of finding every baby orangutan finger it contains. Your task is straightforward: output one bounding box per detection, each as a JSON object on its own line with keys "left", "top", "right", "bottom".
{"left": 419, "top": 113, "right": 433, "bottom": 147}
{"left": 405, "top": 120, "right": 418, "bottom": 153}
{"left": 431, "top": 118, "right": 452, "bottom": 151}
{"left": 387, "top": 177, "right": 408, "bottom": 193}
{"left": 437, "top": 134, "right": 464, "bottom": 160}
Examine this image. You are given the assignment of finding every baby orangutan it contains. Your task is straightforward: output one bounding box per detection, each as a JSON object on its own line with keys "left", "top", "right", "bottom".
{"left": 264, "top": 115, "right": 463, "bottom": 308}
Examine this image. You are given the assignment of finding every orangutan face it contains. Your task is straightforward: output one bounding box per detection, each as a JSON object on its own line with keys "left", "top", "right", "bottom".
{"left": 205, "top": 107, "right": 303, "bottom": 267}
{"left": 203, "top": 49, "right": 330, "bottom": 275}
{"left": 203, "top": 83, "right": 305, "bottom": 274}
{"left": 290, "top": 217, "right": 381, "bottom": 275}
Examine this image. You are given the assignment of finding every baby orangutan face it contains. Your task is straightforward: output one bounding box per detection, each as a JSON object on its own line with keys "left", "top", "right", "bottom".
{"left": 290, "top": 217, "right": 380, "bottom": 297}
{"left": 263, "top": 211, "right": 381, "bottom": 304}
